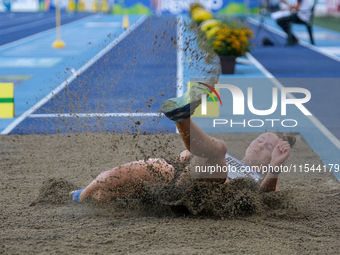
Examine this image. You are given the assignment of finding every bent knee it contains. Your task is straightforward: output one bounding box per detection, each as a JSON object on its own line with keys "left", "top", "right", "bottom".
{"left": 176, "top": 150, "right": 191, "bottom": 163}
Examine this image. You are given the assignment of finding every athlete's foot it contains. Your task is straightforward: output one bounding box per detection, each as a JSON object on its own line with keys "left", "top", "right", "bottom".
{"left": 69, "top": 189, "right": 84, "bottom": 203}
{"left": 285, "top": 37, "right": 298, "bottom": 46}
{"left": 161, "top": 82, "right": 215, "bottom": 122}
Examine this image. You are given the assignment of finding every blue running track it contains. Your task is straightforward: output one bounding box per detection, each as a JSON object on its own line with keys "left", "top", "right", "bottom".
{"left": 248, "top": 22, "right": 340, "bottom": 140}
{"left": 7, "top": 16, "right": 177, "bottom": 134}
{"left": 0, "top": 11, "right": 94, "bottom": 46}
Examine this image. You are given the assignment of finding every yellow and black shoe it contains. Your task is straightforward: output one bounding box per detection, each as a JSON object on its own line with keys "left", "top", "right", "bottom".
{"left": 161, "top": 82, "right": 213, "bottom": 122}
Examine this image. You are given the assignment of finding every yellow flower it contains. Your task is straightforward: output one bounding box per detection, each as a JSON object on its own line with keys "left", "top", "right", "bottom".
{"left": 191, "top": 6, "right": 203, "bottom": 13}
{"left": 216, "top": 34, "right": 225, "bottom": 41}
{"left": 240, "top": 30, "right": 247, "bottom": 37}
{"left": 201, "top": 19, "right": 221, "bottom": 32}
{"left": 196, "top": 17, "right": 253, "bottom": 57}
{"left": 190, "top": 3, "right": 204, "bottom": 13}
{"left": 191, "top": 6, "right": 204, "bottom": 16}
{"left": 192, "top": 9, "right": 213, "bottom": 23}
{"left": 240, "top": 35, "right": 248, "bottom": 43}
{"left": 206, "top": 26, "right": 220, "bottom": 39}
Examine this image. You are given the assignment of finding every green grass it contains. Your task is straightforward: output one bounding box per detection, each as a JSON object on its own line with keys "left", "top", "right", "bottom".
{"left": 218, "top": 3, "right": 246, "bottom": 14}
{"left": 112, "top": 3, "right": 150, "bottom": 14}
{"left": 314, "top": 16, "right": 340, "bottom": 33}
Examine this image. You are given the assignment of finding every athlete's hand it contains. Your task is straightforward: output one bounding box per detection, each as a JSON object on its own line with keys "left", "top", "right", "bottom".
{"left": 270, "top": 139, "right": 290, "bottom": 167}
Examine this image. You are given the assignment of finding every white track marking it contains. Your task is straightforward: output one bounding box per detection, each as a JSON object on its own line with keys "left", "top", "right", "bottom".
{"left": 318, "top": 47, "right": 340, "bottom": 56}
{"left": 246, "top": 52, "right": 340, "bottom": 150}
{"left": 1, "top": 15, "right": 148, "bottom": 135}
{"left": 236, "top": 57, "right": 254, "bottom": 65}
{"left": 246, "top": 53, "right": 275, "bottom": 78}
{"left": 247, "top": 17, "right": 340, "bottom": 63}
{"left": 29, "top": 113, "right": 164, "bottom": 118}
{"left": 0, "top": 13, "right": 47, "bottom": 27}
{"left": 0, "top": 13, "right": 74, "bottom": 36}
{"left": 176, "top": 15, "right": 184, "bottom": 98}
{"left": 175, "top": 15, "right": 184, "bottom": 134}
{"left": 0, "top": 14, "right": 98, "bottom": 51}
{"left": 299, "top": 41, "right": 340, "bottom": 63}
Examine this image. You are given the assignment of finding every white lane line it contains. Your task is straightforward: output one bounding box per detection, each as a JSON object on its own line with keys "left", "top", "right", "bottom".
{"left": 176, "top": 15, "right": 184, "bottom": 98}
{"left": 176, "top": 15, "right": 184, "bottom": 134}
{"left": 236, "top": 57, "right": 254, "bottom": 65}
{"left": 84, "top": 22, "right": 121, "bottom": 28}
{"left": 318, "top": 47, "right": 340, "bottom": 55}
{"left": 246, "top": 52, "right": 340, "bottom": 150}
{"left": 247, "top": 17, "right": 287, "bottom": 37}
{"left": 0, "top": 13, "right": 45, "bottom": 28}
{"left": 0, "top": 13, "right": 72, "bottom": 36}
{"left": 0, "top": 14, "right": 98, "bottom": 51}
{"left": 1, "top": 15, "right": 149, "bottom": 135}
{"left": 299, "top": 40, "right": 340, "bottom": 63}
{"left": 29, "top": 113, "right": 164, "bottom": 118}
{"left": 246, "top": 53, "right": 274, "bottom": 78}
{"left": 247, "top": 17, "right": 340, "bottom": 63}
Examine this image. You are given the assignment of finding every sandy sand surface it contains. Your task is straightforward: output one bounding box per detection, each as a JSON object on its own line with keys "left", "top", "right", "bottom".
{"left": 1, "top": 132, "right": 340, "bottom": 254}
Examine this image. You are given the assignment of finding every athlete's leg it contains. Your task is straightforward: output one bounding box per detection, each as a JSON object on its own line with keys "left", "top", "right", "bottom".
{"left": 175, "top": 118, "right": 227, "bottom": 160}
{"left": 161, "top": 64, "right": 227, "bottom": 164}
{"left": 175, "top": 117, "right": 228, "bottom": 182}
{"left": 277, "top": 14, "right": 298, "bottom": 44}
{"left": 160, "top": 51, "right": 225, "bottom": 179}
{"left": 78, "top": 158, "right": 175, "bottom": 202}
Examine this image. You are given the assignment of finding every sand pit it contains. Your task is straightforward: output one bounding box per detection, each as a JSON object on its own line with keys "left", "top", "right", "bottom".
{"left": 1, "top": 132, "right": 340, "bottom": 254}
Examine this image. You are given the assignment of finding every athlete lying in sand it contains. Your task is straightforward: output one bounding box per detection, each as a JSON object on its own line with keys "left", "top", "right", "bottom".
{"left": 70, "top": 82, "right": 296, "bottom": 203}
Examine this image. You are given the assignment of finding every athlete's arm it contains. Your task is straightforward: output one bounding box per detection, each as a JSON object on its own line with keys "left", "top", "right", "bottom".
{"left": 259, "top": 139, "right": 290, "bottom": 192}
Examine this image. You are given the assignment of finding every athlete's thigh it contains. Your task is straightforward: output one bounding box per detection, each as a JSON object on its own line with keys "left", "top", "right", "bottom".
{"left": 100, "top": 158, "right": 176, "bottom": 188}
{"left": 136, "top": 158, "right": 176, "bottom": 183}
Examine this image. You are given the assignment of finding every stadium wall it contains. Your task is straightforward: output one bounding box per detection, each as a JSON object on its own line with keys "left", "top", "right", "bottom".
{"left": 0, "top": 0, "right": 260, "bottom": 14}
{"left": 0, "top": 0, "right": 339, "bottom": 17}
